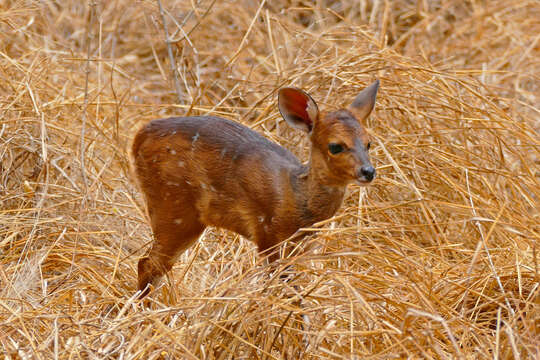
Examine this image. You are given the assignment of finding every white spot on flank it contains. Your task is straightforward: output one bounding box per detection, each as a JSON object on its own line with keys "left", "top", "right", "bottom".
{"left": 169, "top": 149, "right": 177, "bottom": 155}
{"left": 171, "top": 130, "right": 177, "bottom": 135}
{"left": 192, "top": 132, "right": 200, "bottom": 144}
{"left": 186, "top": 180, "right": 193, "bottom": 185}
{"left": 166, "top": 181, "right": 180, "bottom": 186}
{"left": 178, "top": 160, "right": 185, "bottom": 167}
{"left": 201, "top": 183, "right": 208, "bottom": 190}
{"left": 258, "top": 216, "right": 265, "bottom": 223}
{"left": 174, "top": 218, "right": 183, "bottom": 225}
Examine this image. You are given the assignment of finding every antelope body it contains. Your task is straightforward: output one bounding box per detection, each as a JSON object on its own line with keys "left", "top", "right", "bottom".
{"left": 133, "top": 81, "right": 379, "bottom": 296}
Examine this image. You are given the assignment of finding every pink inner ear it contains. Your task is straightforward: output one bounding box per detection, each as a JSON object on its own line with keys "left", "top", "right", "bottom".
{"left": 280, "top": 89, "right": 312, "bottom": 127}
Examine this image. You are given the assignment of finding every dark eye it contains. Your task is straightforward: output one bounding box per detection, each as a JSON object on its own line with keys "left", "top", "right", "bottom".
{"left": 328, "top": 143, "right": 344, "bottom": 155}
{"left": 367, "top": 142, "right": 372, "bottom": 150}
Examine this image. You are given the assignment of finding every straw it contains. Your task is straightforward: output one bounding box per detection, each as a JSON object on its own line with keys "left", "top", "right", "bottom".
{"left": 1, "top": 0, "right": 538, "bottom": 358}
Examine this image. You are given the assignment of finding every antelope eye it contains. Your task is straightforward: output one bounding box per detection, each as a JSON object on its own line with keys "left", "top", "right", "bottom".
{"left": 367, "top": 142, "right": 372, "bottom": 150}
{"left": 328, "top": 143, "right": 344, "bottom": 155}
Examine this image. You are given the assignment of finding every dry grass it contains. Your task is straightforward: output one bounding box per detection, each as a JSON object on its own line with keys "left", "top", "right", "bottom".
{"left": 1, "top": 0, "right": 539, "bottom": 358}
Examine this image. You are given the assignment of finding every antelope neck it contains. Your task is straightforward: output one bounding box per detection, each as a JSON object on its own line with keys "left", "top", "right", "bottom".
{"left": 300, "top": 155, "right": 347, "bottom": 223}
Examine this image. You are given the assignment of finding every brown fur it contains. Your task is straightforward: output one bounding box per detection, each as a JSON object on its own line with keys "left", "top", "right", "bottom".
{"left": 133, "top": 83, "right": 379, "bottom": 297}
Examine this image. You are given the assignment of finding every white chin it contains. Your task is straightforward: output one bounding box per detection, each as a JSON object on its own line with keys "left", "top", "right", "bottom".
{"left": 355, "top": 179, "right": 371, "bottom": 186}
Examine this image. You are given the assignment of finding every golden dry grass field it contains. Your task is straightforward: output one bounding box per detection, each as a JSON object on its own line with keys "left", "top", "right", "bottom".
{"left": 1, "top": 0, "right": 539, "bottom": 358}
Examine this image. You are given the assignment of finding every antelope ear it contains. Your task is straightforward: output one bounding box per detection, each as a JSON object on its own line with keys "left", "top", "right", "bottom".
{"left": 278, "top": 87, "right": 319, "bottom": 133}
{"left": 349, "top": 80, "right": 380, "bottom": 120}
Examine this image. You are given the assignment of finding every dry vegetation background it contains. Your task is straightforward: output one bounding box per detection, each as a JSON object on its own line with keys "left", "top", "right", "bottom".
{"left": 1, "top": 0, "right": 539, "bottom": 358}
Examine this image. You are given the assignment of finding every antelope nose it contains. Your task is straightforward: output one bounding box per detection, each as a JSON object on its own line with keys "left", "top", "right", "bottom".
{"left": 360, "top": 165, "right": 376, "bottom": 181}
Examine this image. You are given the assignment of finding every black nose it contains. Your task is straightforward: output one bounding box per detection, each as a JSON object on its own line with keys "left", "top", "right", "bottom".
{"left": 360, "top": 165, "right": 376, "bottom": 181}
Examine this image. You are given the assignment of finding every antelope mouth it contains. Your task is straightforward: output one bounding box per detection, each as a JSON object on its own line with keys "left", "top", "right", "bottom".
{"left": 355, "top": 177, "right": 374, "bottom": 186}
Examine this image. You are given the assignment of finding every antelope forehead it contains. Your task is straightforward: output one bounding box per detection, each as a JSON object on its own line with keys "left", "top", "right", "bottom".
{"left": 321, "top": 128, "right": 359, "bottom": 151}
{"left": 322, "top": 110, "right": 362, "bottom": 131}
{"left": 322, "top": 114, "right": 364, "bottom": 137}
{"left": 315, "top": 112, "right": 368, "bottom": 149}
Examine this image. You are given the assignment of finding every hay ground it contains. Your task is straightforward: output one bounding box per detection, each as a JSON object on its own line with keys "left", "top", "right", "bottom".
{"left": 1, "top": 0, "right": 539, "bottom": 358}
